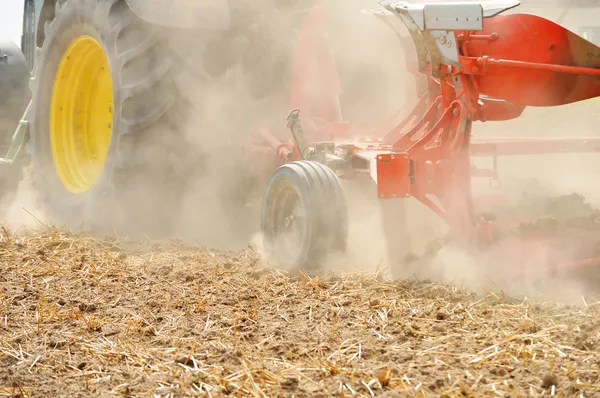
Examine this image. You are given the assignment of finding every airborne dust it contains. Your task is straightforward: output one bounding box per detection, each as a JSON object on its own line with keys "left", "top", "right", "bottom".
{"left": 1, "top": 0, "right": 600, "bottom": 303}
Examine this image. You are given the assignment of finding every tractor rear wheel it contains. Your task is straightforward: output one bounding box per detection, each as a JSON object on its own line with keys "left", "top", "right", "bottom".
{"left": 261, "top": 160, "right": 348, "bottom": 269}
{"left": 30, "top": 0, "right": 193, "bottom": 234}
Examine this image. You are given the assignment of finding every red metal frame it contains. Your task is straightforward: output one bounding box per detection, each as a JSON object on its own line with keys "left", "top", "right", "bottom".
{"left": 249, "top": 5, "right": 600, "bottom": 273}
{"left": 377, "top": 12, "right": 600, "bottom": 247}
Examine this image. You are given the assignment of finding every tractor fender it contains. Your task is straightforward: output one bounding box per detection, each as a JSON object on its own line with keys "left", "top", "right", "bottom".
{"left": 125, "top": 0, "right": 232, "bottom": 30}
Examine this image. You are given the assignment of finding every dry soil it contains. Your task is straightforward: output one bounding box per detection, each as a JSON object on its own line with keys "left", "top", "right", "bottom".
{"left": 1, "top": 227, "right": 599, "bottom": 397}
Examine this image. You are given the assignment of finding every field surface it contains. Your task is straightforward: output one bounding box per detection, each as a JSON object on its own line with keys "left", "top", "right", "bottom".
{"left": 1, "top": 228, "right": 599, "bottom": 397}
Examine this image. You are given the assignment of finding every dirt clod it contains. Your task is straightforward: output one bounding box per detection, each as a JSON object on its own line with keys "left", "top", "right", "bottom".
{"left": 541, "top": 373, "right": 559, "bottom": 389}
{"left": 175, "top": 356, "right": 192, "bottom": 366}
{"left": 490, "top": 367, "right": 507, "bottom": 377}
{"left": 78, "top": 303, "right": 97, "bottom": 312}
{"left": 280, "top": 377, "right": 299, "bottom": 390}
{"left": 435, "top": 311, "right": 448, "bottom": 320}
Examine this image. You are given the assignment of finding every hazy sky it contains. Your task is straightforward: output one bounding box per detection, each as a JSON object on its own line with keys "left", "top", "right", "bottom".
{"left": 0, "top": 0, "right": 25, "bottom": 48}
{"left": 0, "top": 0, "right": 594, "bottom": 51}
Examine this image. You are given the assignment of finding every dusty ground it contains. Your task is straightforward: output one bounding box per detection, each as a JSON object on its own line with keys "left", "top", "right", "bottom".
{"left": 1, "top": 227, "right": 599, "bottom": 397}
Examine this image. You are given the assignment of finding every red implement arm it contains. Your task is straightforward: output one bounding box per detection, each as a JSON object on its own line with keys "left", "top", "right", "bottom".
{"left": 368, "top": 3, "right": 600, "bottom": 248}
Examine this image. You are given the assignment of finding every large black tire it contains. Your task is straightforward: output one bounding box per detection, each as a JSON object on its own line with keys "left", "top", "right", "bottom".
{"left": 29, "top": 0, "right": 306, "bottom": 237}
{"left": 30, "top": 0, "right": 195, "bottom": 235}
{"left": 261, "top": 160, "right": 348, "bottom": 269}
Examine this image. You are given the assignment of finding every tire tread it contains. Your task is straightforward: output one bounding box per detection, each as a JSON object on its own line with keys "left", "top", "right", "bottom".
{"left": 261, "top": 160, "right": 348, "bottom": 269}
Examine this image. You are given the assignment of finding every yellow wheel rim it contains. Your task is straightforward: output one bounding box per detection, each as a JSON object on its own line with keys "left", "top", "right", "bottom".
{"left": 50, "top": 35, "right": 113, "bottom": 194}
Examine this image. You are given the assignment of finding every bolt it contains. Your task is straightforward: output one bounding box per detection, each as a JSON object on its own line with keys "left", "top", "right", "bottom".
{"left": 391, "top": 155, "right": 395, "bottom": 160}
{"left": 392, "top": 194, "right": 397, "bottom": 198}
{"left": 472, "top": 66, "right": 479, "bottom": 73}
{"left": 379, "top": 194, "right": 384, "bottom": 198}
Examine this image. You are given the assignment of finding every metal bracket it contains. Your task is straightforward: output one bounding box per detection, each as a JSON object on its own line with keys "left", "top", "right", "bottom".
{"left": 374, "top": 1, "right": 520, "bottom": 31}
{"left": 423, "top": 4, "right": 483, "bottom": 31}
{"left": 376, "top": 153, "right": 411, "bottom": 199}
{"left": 285, "top": 108, "right": 307, "bottom": 160}
{"left": 0, "top": 100, "right": 31, "bottom": 166}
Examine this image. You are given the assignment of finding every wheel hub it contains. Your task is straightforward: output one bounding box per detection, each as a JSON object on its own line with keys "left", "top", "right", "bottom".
{"left": 49, "top": 35, "right": 114, "bottom": 194}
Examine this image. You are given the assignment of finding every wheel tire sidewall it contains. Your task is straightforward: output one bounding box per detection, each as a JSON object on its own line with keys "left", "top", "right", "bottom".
{"left": 261, "top": 166, "right": 313, "bottom": 268}
{"left": 31, "top": 1, "right": 121, "bottom": 225}
{"left": 261, "top": 161, "right": 349, "bottom": 270}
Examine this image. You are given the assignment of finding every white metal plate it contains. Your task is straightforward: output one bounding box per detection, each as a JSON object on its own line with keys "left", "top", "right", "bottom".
{"left": 374, "top": 1, "right": 521, "bottom": 31}
{"left": 424, "top": 4, "right": 484, "bottom": 30}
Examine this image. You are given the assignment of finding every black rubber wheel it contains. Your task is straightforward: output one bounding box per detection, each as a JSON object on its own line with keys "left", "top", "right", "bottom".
{"left": 29, "top": 0, "right": 193, "bottom": 235}
{"left": 261, "top": 160, "right": 348, "bottom": 269}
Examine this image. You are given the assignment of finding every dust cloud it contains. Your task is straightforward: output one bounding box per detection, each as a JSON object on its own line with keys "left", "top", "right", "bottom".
{"left": 1, "top": 167, "right": 45, "bottom": 231}
{"left": 164, "top": 0, "right": 423, "bottom": 259}
{"left": 408, "top": 101, "right": 600, "bottom": 303}
{"left": 0, "top": 0, "right": 599, "bottom": 304}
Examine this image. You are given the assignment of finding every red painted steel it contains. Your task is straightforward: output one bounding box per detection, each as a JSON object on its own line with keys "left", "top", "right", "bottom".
{"left": 463, "top": 13, "right": 600, "bottom": 106}
{"left": 252, "top": 4, "right": 600, "bottom": 277}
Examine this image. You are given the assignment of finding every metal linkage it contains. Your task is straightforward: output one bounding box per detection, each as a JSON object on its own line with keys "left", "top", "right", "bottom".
{"left": 370, "top": 1, "right": 600, "bottom": 247}
{"left": 0, "top": 101, "right": 31, "bottom": 166}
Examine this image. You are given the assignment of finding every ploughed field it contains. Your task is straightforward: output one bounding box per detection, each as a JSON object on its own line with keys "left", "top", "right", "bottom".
{"left": 1, "top": 226, "right": 599, "bottom": 397}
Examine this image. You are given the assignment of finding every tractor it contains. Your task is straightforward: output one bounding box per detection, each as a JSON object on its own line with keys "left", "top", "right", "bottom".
{"left": 0, "top": 0, "right": 599, "bottom": 287}
{"left": 0, "top": 0, "right": 321, "bottom": 235}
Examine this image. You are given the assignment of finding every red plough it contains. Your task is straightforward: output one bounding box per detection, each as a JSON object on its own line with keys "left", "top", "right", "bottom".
{"left": 251, "top": 1, "right": 600, "bottom": 286}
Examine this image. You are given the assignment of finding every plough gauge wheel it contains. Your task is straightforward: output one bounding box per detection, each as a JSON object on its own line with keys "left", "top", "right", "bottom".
{"left": 260, "top": 160, "right": 348, "bottom": 269}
